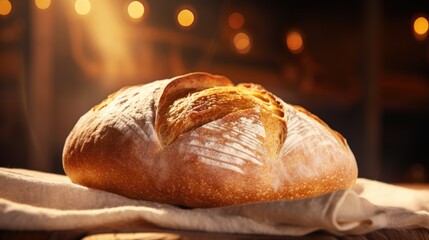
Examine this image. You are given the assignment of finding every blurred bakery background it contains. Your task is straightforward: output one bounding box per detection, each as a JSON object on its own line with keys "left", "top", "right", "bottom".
{"left": 0, "top": 0, "right": 428, "bottom": 183}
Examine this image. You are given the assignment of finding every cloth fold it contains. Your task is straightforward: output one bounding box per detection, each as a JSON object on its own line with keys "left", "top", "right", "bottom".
{"left": 0, "top": 167, "right": 428, "bottom": 236}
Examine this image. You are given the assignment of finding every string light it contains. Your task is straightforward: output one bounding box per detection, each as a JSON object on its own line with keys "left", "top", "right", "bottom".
{"left": 286, "top": 31, "right": 304, "bottom": 54}
{"left": 177, "top": 7, "right": 195, "bottom": 28}
{"left": 233, "top": 32, "right": 251, "bottom": 54}
{"left": 128, "top": 1, "right": 145, "bottom": 20}
{"left": 75, "top": 0, "right": 91, "bottom": 16}
{"left": 414, "top": 16, "right": 428, "bottom": 40}
{"left": 35, "top": 0, "right": 51, "bottom": 10}
{"left": 30, "top": 2, "right": 429, "bottom": 61}
{"left": 0, "top": 0, "right": 12, "bottom": 16}
{"left": 414, "top": 17, "right": 428, "bottom": 35}
{"left": 228, "top": 12, "right": 244, "bottom": 30}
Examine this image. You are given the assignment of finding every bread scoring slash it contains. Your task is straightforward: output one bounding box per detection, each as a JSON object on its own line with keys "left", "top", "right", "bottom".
{"left": 63, "top": 72, "right": 358, "bottom": 208}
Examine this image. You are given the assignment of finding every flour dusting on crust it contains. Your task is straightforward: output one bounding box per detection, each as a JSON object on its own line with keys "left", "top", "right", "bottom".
{"left": 177, "top": 107, "right": 267, "bottom": 174}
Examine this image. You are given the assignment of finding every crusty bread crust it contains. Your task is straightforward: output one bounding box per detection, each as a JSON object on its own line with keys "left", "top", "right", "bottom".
{"left": 63, "top": 72, "right": 358, "bottom": 208}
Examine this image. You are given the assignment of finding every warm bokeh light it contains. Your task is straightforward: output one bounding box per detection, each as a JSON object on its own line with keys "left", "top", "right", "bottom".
{"left": 69, "top": 1, "right": 138, "bottom": 87}
{"left": 228, "top": 12, "right": 245, "bottom": 29}
{"left": 35, "top": 0, "right": 51, "bottom": 10}
{"left": 0, "top": 0, "right": 12, "bottom": 16}
{"left": 414, "top": 17, "right": 428, "bottom": 36}
{"left": 233, "top": 32, "right": 251, "bottom": 54}
{"left": 128, "top": 1, "right": 145, "bottom": 20}
{"left": 177, "top": 8, "right": 195, "bottom": 28}
{"left": 75, "top": 0, "right": 91, "bottom": 16}
{"left": 286, "top": 31, "right": 304, "bottom": 54}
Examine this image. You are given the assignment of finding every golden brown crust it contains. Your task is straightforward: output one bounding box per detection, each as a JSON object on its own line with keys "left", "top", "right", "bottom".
{"left": 155, "top": 72, "right": 233, "bottom": 146}
{"left": 156, "top": 84, "right": 286, "bottom": 158}
{"left": 63, "top": 72, "right": 358, "bottom": 208}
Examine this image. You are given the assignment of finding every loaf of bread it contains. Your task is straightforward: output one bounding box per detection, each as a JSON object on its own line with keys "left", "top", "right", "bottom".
{"left": 63, "top": 72, "right": 358, "bottom": 208}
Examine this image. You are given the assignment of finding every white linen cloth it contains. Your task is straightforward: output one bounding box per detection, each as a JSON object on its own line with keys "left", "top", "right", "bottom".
{"left": 0, "top": 167, "right": 428, "bottom": 236}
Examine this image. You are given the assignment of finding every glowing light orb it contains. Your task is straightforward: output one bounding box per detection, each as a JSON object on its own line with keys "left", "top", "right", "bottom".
{"left": 75, "top": 0, "right": 91, "bottom": 16}
{"left": 177, "top": 8, "right": 195, "bottom": 28}
{"left": 0, "top": 0, "right": 12, "bottom": 16}
{"left": 286, "top": 31, "right": 304, "bottom": 54}
{"left": 128, "top": 1, "right": 145, "bottom": 20}
{"left": 233, "top": 32, "right": 251, "bottom": 54}
{"left": 35, "top": 0, "right": 51, "bottom": 10}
